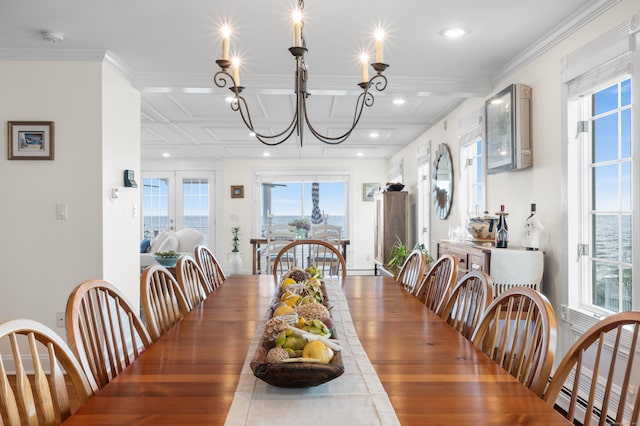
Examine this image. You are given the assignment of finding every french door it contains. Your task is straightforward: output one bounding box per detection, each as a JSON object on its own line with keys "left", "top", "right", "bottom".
{"left": 142, "top": 171, "right": 215, "bottom": 247}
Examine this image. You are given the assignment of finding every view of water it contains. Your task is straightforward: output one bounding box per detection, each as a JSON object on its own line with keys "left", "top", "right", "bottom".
{"left": 144, "top": 215, "right": 346, "bottom": 245}
{"left": 592, "top": 214, "right": 632, "bottom": 311}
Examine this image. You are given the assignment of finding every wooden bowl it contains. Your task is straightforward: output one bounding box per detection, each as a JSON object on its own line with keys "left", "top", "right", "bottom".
{"left": 251, "top": 283, "right": 344, "bottom": 387}
{"left": 250, "top": 339, "right": 344, "bottom": 387}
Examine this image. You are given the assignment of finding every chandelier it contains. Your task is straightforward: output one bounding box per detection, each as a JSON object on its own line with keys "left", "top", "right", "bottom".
{"left": 213, "top": 0, "right": 389, "bottom": 146}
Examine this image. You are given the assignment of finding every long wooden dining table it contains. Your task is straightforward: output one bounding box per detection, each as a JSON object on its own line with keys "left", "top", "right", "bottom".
{"left": 63, "top": 274, "right": 568, "bottom": 425}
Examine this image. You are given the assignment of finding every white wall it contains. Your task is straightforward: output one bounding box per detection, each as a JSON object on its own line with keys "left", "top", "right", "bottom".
{"left": 142, "top": 157, "right": 390, "bottom": 274}
{"left": 391, "top": 0, "right": 638, "bottom": 360}
{"left": 0, "top": 59, "right": 140, "bottom": 333}
{"left": 101, "top": 63, "right": 142, "bottom": 307}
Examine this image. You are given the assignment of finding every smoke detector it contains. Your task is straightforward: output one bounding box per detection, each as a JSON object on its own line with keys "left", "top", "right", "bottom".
{"left": 42, "top": 31, "right": 64, "bottom": 43}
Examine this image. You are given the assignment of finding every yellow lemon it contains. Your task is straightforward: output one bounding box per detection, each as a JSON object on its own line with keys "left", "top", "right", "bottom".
{"left": 280, "top": 290, "right": 293, "bottom": 301}
{"left": 281, "top": 278, "right": 296, "bottom": 290}
{"left": 284, "top": 294, "right": 301, "bottom": 307}
{"left": 272, "top": 304, "right": 294, "bottom": 318}
{"left": 302, "top": 340, "right": 334, "bottom": 364}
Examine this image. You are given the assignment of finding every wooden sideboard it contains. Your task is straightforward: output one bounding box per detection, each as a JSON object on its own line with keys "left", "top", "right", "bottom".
{"left": 373, "top": 191, "right": 408, "bottom": 274}
{"left": 437, "top": 239, "right": 544, "bottom": 296}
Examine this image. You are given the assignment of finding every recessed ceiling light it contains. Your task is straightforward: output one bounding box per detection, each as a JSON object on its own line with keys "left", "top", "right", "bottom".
{"left": 42, "top": 31, "right": 64, "bottom": 43}
{"left": 263, "top": 152, "right": 271, "bottom": 157}
{"left": 393, "top": 98, "right": 405, "bottom": 105}
{"left": 369, "top": 132, "right": 379, "bottom": 138}
{"left": 162, "top": 152, "right": 170, "bottom": 158}
{"left": 442, "top": 28, "right": 467, "bottom": 39}
{"left": 357, "top": 152, "right": 364, "bottom": 157}
{"left": 249, "top": 132, "right": 256, "bottom": 137}
{"left": 225, "top": 95, "right": 234, "bottom": 103}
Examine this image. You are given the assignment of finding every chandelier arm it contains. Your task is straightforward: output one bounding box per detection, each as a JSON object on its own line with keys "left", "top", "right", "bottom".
{"left": 234, "top": 96, "right": 300, "bottom": 145}
{"left": 301, "top": 97, "right": 358, "bottom": 145}
{"left": 213, "top": 70, "right": 234, "bottom": 90}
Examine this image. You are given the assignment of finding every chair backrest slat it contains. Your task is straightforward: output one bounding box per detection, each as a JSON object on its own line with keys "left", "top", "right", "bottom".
{"left": 194, "top": 245, "right": 226, "bottom": 292}
{"left": 543, "top": 312, "right": 640, "bottom": 425}
{"left": 440, "top": 270, "right": 493, "bottom": 340}
{"left": 141, "top": 265, "right": 191, "bottom": 342}
{"left": 472, "top": 287, "right": 557, "bottom": 397}
{"left": 66, "top": 280, "right": 152, "bottom": 390}
{"left": 396, "top": 249, "right": 427, "bottom": 293}
{"left": 176, "top": 255, "right": 209, "bottom": 308}
{"left": 414, "top": 254, "right": 458, "bottom": 315}
{"left": 0, "top": 319, "right": 97, "bottom": 425}
{"left": 273, "top": 239, "right": 346, "bottom": 283}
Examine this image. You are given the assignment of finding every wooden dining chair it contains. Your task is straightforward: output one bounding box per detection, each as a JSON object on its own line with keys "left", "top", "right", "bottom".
{"left": 194, "top": 245, "right": 227, "bottom": 292}
{"left": 395, "top": 248, "right": 427, "bottom": 293}
{"left": 264, "top": 223, "right": 296, "bottom": 274}
{"left": 273, "top": 239, "right": 347, "bottom": 282}
{"left": 440, "top": 270, "right": 494, "bottom": 340}
{"left": 471, "top": 287, "right": 557, "bottom": 397}
{"left": 543, "top": 311, "right": 640, "bottom": 426}
{"left": 0, "top": 318, "right": 98, "bottom": 425}
{"left": 65, "top": 279, "right": 153, "bottom": 389}
{"left": 141, "top": 264, "right": 192, "bottom": 342}
{"left": 175, "top": 255, "right": 209, "bottom": 308}
{"left": 413, "top": 254, "right": 458, "bottom": 315}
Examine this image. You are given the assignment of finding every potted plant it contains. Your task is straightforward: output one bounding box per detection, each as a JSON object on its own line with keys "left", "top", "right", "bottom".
{"left": 228, "top": 226, "right": 242, "bottom": 275}
{"left": 386, "top": 237, "right": 434, "bottom": 277}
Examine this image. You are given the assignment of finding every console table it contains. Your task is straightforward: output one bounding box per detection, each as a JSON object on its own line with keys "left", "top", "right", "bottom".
{"left": 437, "top": 239, "right": 544, "bottom": 296}
{"left": 249, "top": 238, "right": 350, "bottom": 274}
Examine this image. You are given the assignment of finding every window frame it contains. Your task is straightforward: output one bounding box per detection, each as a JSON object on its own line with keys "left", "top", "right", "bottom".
{"left": 564, "top": 21, "right": 639, "bottom": 315}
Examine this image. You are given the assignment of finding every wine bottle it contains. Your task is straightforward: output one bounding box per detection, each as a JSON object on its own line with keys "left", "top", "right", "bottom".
{"left": 495, "top": 204, "right": 508, "bottom": 248}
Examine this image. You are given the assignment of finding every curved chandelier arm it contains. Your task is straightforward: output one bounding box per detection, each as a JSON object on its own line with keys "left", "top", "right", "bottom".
{"left": 213, "top": 70, "right": 300, "bottom": 146}
{"left": 303, "top": 72, "right": 388, "bottom": 145}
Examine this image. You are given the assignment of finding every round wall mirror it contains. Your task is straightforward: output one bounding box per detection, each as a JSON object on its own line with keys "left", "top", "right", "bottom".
{"left": 433, "top": 143, "right": 453, "bottom": 220}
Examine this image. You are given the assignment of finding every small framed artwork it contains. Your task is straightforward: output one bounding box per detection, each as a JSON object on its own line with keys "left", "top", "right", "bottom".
{"left": 231, "top": 185, "right": 244, "bottom": 199}
{"left": 8, "top": 121, "right": 55, "bottom": 160}
{"left": 362, "top": 183, "right": 380, "bottom": 201}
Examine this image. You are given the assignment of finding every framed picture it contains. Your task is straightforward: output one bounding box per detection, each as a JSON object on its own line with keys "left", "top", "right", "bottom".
{"left": 231, "top": 185, "right": 244, "bottom": 198}
{"left": 8, "top": 121, "right": 55, "bottom": 160}
{"left": 362, "top": 183, "right": 380, "bottom": 201}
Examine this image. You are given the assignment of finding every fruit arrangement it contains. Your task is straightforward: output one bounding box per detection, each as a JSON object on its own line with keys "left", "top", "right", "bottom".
{"left": 250, "top": 268, "right": 344, "bottom": 387}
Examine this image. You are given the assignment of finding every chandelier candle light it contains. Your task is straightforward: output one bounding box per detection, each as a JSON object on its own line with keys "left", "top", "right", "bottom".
{"left": 213, "top": 0, "right": 389, "bottom": 146}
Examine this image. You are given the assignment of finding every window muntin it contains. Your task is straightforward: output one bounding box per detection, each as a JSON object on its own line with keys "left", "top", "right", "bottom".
{"left": 583, "top": 77, "right": 633, "bottom": 312}
{"left": 259, "top": 177, "right": 348, "bottom": 238}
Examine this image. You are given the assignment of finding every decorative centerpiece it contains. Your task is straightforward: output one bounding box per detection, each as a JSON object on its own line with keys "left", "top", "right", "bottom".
{"left": 152, "top": 250, "right": 180, "bottom": 267}
{"left": 250, "top": 267, "right": 344, "bottom": 387}
{"left": 289, "top": 218, "right": 311, "bottom": 239}
{"left": 466, "top": 211, "right": 498, "bottom": 241}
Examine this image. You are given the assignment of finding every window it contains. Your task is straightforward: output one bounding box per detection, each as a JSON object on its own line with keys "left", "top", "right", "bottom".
{"left": 570, "top": 78, "right": 632, "bottom": 312}
{"left": 458, "top": 110, "right": 485, "bottom": 226}
{"left": 142, "top": 172, "right": 215, "bottom": 247}
{"left": 256, "top": 174, "right": 349, "bottom": 238}
{"left": 565, "top": 20, "right": 638, "bottom": 314}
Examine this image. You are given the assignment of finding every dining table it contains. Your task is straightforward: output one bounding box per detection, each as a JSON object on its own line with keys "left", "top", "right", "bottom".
{"left": 63, "top": 274, "right": 569, "bottom": 425}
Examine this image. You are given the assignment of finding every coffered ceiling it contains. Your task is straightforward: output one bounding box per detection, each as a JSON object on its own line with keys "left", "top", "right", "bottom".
{"left": 0, "top": 0, "right": 615, "bottom": 159}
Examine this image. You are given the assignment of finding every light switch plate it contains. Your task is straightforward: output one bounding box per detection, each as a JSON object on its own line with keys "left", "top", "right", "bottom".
{"left": 56, "top": 203, "right": 68, "bottom": 220}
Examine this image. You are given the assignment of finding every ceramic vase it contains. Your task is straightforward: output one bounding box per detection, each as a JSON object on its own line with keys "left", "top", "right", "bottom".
{"left": 228, "top": 251, "right": 242, "bottom": 275}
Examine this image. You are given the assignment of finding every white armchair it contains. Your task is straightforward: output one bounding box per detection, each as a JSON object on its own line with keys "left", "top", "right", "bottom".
{"left": 140, "top": 229, "right": 205, "bottom": 268}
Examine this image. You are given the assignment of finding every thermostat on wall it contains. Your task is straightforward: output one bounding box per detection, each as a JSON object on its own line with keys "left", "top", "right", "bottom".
{"left": 124, "top": 169, "right": 138, "bottom": 188}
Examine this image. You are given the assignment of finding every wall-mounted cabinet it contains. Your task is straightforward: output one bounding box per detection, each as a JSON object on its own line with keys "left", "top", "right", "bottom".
{"left": 485, "top": 83, "right": 532, "bottom": 174}
{"left": 374, "top": 191, "right": 408, "bottom": 274}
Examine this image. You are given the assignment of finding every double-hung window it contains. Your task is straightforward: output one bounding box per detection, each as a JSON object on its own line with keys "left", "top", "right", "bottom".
{"left": 458, "top": 111, "right": 485, "bottom": 225}
{"left": 565, "top": 20, "right": 639, "bottom": 315}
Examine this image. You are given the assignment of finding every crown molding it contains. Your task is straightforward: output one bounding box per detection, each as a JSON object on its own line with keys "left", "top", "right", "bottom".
{"left": 492, "top": 0, "right": 622, "bottom": 85}
{"left": 0, "top": 48, "right": 108, "bottom": 62}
